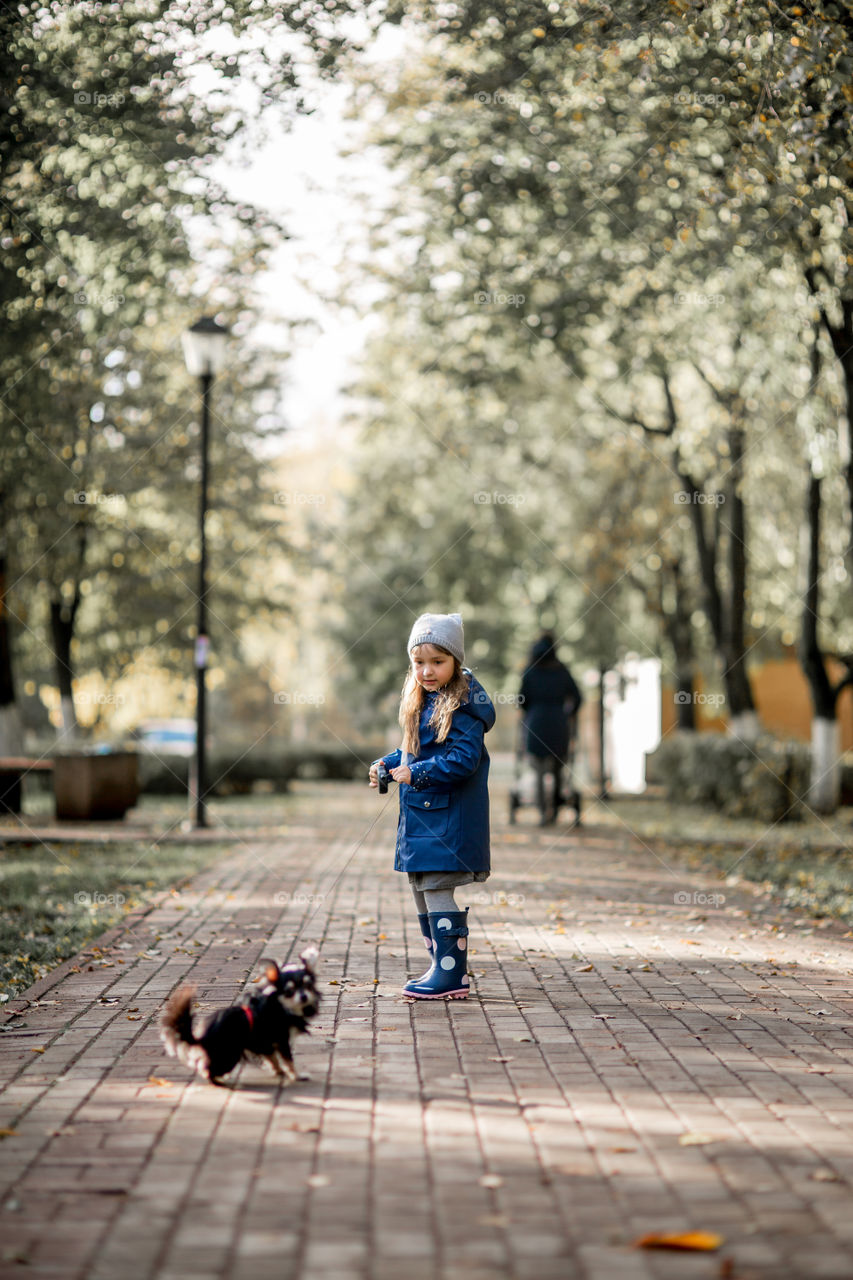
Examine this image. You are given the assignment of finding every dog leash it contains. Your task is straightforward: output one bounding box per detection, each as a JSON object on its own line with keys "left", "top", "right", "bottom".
{"left": 298, "top": 793, "right": 395, "bottom": 934}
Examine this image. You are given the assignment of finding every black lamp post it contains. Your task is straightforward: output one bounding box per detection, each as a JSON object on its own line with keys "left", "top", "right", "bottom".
{"left": 182, "top": 316, "right": 229, "bottom": 828}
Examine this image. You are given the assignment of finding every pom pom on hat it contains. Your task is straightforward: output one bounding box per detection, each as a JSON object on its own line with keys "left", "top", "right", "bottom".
{"left": 407, "top": 612, "right": 464, "bottom": 664}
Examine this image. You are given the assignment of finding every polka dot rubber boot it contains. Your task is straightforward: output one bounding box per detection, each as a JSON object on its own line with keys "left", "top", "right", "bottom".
{"left": 409, "top": 913, "right": 435, "bottom": 985}
{"left": 403, "top": 909, "right": 470, "bottom": 999}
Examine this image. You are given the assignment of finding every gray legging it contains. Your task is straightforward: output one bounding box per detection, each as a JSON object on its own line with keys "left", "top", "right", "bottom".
{"left": 411, "top": 886, "right": 458, "bottom": 914}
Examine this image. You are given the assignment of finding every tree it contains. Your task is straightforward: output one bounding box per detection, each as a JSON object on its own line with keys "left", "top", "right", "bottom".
{"left": 0, "top": 0, "right": 317, "bottom": 738}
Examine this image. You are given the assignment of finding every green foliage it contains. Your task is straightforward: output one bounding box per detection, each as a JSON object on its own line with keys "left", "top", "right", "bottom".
{"left": 327, "top": 0, "right": 853, "bottom": 726}
{"left": 0, "top": 1, "right": 319, "bottom": 716}
{"left": 650, "top": 730, "right": 811, "bottom": 823}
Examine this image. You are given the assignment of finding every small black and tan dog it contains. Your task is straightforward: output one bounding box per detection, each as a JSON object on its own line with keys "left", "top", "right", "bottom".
{"left": 161, "top": 947, "right": 320, "bottom": 1086}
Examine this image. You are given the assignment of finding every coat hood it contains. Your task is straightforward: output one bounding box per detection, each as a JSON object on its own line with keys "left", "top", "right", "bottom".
{"left": 462, "top": 672, "right": 496, "bottom": 731}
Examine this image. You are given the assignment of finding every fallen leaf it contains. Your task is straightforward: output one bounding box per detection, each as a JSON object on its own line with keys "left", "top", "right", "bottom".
{"left": 30, "top": 1046, "right": 45, "bottom": 1054}
{"left": 574, "top": 964, "right": 594, "bottom": 973}
{"left": 489, "top": 1056, "right": 513, "bottom": 1063}
{"left": 126, "top": 1016, "right": 141, "bottom": 1022}
{"left": 148, "top": 1077, "right": 172, "bottom": 1087}
{"left": 635, "top": 1230, "right": 723, "bottom": 1251}
{"left": 479, "top": 1174, "right": 504, "bottom": 1188}
{"left": 0, "top": 1128, "right": 18, "bottom": 1138}
{"left": 811, "top": 1168, "right": 840, "bottom": 1182}
{"left": 678, "top": 1133, "right": 716, "bottom": 1146}
{"left": 306, "top": 1174, "right": 330, "bottom": 1188}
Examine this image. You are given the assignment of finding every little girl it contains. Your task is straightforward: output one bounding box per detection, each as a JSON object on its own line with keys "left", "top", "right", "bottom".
{"left": 369, "top": 612, "right": 495, "bottom": 999}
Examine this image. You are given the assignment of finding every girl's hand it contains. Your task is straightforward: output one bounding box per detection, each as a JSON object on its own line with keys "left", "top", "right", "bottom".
{"left": 390, "top": 765, "right": 411, "bottom": 784}
{"left": 368, "top": 763, "right": 379, "bottom": 788}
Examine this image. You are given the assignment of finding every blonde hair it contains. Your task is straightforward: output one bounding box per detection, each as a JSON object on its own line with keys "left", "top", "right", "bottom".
{"left": 399, "top": 646, "right": 471, "bottom": 756}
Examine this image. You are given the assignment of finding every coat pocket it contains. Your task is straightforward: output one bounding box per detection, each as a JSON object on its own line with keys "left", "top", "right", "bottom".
{"left": 403, "top": 790, "right": 451, "bottom": 841}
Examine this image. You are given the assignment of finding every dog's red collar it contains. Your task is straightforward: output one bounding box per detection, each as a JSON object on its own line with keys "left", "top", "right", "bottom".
{"left": 243, "top": 1006, "right": 254, "bottom": 1031}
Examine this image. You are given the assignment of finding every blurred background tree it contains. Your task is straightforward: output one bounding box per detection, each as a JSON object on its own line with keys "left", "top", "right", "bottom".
{"left": 6, "top": 0, "right": 853, "bottom": 810}
{"left": 0, "top": 0, "right": 330, "bottom": 745}
{"left": 317, "top": 0, "right": 853, "bottom": 805}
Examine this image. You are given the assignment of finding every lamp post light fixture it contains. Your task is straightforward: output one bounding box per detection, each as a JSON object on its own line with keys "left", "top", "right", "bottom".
{"left": 182, "top": 316, "right": 229, "bottom": 828}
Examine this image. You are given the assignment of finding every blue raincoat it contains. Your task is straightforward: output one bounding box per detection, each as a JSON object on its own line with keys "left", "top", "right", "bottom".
{"left": 379, "top": 673, "right": 496, "bottom": 874}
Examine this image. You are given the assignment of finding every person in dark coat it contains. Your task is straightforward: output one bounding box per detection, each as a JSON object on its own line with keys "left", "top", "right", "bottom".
{"left": 369, "top": 612, "right": 495, "bottom": 1000}
{"left": 518, "top": 633, "right": 582, "bottom": 825}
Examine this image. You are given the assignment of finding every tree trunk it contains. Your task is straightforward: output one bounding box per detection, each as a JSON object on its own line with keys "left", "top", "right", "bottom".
{"left": 598, "top": 663, "right": 608, "bottom": 800}
{"left": 800, "top": 468, "right": 842, "bottom": 813}
{"left": 840, "top": 340, "right": 853, "bottom": 587}
{"left": 678, "top": 461, "right": 755, "bottom": 724}
{"left": 643, "top": 371, "right": 755, "bottom": 726}
{"left": 723, "top": 427, "right": 757, "bottom": 732}
{"left": 679, "top": 464, "right": 724, "bottom": 645}
{"left": 0, "top": 525, "right": 23, "bottom": 757}
{"left": 49, "top": 597, "right": 79, "bottom": 738}
{"left": 807, "top": 285, "right": 853, "bottom": 586}
{"left": 663, "top": 556, "right": 696, "bottom": 730}
{"left": 48, "top": 522, "right": 87, "bottom": 739}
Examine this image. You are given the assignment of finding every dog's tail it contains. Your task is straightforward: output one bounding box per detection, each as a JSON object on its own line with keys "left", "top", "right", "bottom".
{"left": 160, "top": 985, "right": 197, "bottom": 1056}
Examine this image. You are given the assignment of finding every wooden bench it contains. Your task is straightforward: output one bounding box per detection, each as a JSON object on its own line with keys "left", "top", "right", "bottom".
{"left": 0, "top": 757, "right": 54, "bottom": 815}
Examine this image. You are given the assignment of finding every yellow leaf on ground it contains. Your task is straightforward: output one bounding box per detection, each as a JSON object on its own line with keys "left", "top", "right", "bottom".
{"left": 635, "top": 1230, "right": 723, "bottom": 1251}
{"left": 0, "top": 1128, "right": 18, "bottom": 1138}
{"left": 678, "top": 1132, "right": 717, "bottom": 1146}
{"left": 30, "top": 1046, "right": 45, "bottom": 1054}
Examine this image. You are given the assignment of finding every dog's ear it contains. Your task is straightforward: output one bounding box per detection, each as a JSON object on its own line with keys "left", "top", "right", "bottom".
{"left": 300, "top": 945, "right": 319, "bottom": 974}
{"left": 261, "top": 959, "right": 281, "bottom": 984}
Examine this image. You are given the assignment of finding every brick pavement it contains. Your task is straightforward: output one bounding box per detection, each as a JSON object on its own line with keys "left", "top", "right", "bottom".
{"left": 2, "top": 781, "right": 853, "bottom": 1279}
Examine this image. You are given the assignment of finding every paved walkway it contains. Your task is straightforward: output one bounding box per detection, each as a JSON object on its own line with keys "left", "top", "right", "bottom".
{"left": 2, "top": 782, "right": 853, "bottom": 1280}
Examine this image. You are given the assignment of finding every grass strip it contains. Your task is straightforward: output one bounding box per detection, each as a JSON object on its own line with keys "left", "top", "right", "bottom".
{"left": 0, "top": 837, "right": 230, "bottom": 1000}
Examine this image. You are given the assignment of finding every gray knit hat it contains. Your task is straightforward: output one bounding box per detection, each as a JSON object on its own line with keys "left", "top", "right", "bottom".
{"left": 407, "top": 612, "right": 465, "bottom": 664}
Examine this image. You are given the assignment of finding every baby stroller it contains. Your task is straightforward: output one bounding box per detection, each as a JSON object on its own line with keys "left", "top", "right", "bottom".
{"left": 508, "top": 723, "right": 582, "bottom": 828}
